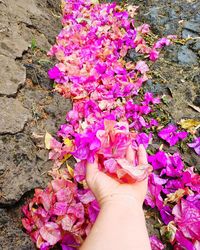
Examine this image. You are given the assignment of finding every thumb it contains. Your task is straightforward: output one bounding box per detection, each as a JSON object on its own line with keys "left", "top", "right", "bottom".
{"left": 86, "top": 155, "right": 99, "bottom": 183}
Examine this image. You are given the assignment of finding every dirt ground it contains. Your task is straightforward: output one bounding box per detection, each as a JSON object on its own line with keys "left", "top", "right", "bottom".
{"left": 0, "top": 0, "right": 199, "bottom": 249}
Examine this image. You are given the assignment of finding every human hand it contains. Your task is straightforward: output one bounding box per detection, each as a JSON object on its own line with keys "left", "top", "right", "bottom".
{"left": 86, "top": 144, "right": 149, "bottom": 208}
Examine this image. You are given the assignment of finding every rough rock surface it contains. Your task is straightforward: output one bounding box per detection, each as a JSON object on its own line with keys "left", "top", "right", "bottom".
{"left": 0, "top": 98, "right": 31, "bottom": 134}
{"left": 178, "top": 46, "right": 198, "bottom": 65}
{"left": 0, "top": 55, "right": 26, "bottom": 96}
{"left": 0, "top": 0, "right": 199, "bottom": 249}
{"left": 0, "top": 0, "right": 69, "bottom": 249}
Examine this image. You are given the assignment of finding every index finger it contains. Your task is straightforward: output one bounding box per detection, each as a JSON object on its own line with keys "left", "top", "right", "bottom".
{"left": 138, "top": 144, "right": 148, "bottom": 165}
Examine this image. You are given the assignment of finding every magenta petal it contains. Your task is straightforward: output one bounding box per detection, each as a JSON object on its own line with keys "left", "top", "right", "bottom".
{"left": 175, "top": 231, "right": 195, "bottom": 250}
{"left": 52, "top": 202, "right": 68, "bottom": 216}
{"left": 160, "top": 206, "right": 174, "bottom": 225}
{"left": 48, "top": 66, "right": 62, "bottom": 80}
{"left": 178, "top": 131, "right": 188, "bottom": 140}
{"left": 173, "top": 199, "right": 200, "bottom": 240}
{"left": 188, "top": 137, "right": 200, "bottom": 155}
{"left": 40, "top": 222, "right": 62, "bottom": 246}
{"left": 150, "top": 236, "right": 165, "bottom": 250}
{"left": 74, "top": 161, "right": 86, "bottom": 182}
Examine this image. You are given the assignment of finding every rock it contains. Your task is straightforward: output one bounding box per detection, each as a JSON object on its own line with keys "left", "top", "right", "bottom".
{"left": 44, "top": 92, "right": 72, "bottom": 117}
{"left": 0, "top": 133, "right": 48, "bottom": 205}
{"left": 192, "top": 40, "right": 200, "bottom": 52}
{"left": 0, "top": 24, "right": 29, "bottom": 59}
{"left": 0, "top": 208, "right": 35, "bottom": 250}
{"left": 0, "top": 55, "right": 26, "bottom": 96}
{"left": 178, "top": 46, "right": 198, "bottom": 65}
{"left": 183, "top": 21, "right": 200, "bottom": 34}
{"left": 0, "top": 98, "right": 31, "bottom": 135}
{"left": 182, "top": 29, "right": 197, "bottom": 39}
{"left": 193, "top": 96, "right": 200, "bottom": 107}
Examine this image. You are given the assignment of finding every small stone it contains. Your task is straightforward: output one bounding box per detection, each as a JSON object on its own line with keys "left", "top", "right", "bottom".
{"left": 178, "top": 46, "right": 198, "bottom": 65}
{"left": 193, "top": 96, "right": 200, "bottom": 107}
{"left": 128, "top": 49, "right": 141, "bottom": 62}
{"left": 0, "top": 55, "right": 26, "bottom": 96}
{"left": 0, "top": 97, "right": 31, "bottom": 134}
{"left": 184, "top": 21, "right": 200, "bottom": 34}
{"left": 192, "top": 41, "right": 200, "bottom": 52}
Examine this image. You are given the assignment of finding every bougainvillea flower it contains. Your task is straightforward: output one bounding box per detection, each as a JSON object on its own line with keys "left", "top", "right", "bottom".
{"left": 172, "top": 199, "right": 200, "bottom": 241}
{"left": 116, "top": 158, "right": 152, "bottom": 183}
{"left": 160, "top": 205, "right": 174, "bottom": 225}
{"left": 73, "top": 132, "right": 101, "bottom": 163}
{"left": 148, "top": 151, "right": 168, "bottom": 170}
{"left": 150, "top": 236, "right": 165, "bottom": 250}
{"left": 22, "top": 168, "right": 99, "bottom": 249}
{"left": 61, "top": 234, "right": 80, "bottom": 250}
{"left": 145, "top": 173, "right": 167, "bottom": 209}
{"left": 135, "top": 132, "right": 152, "bottom": 149}
{"left": 188, "top": 137, "right": 200, "bottom": 155}
{"left": 158, "top": 124, "right": 188, "bottom": 146}
{"left": 39, "top": 222, "right": 62, "bottom": 246}
{"left": 149, "top": 49, "right": 159, "bottom": 61}
{"left": 154, "top": 38, "right": 171, "bottom": 49}
{"left": 135, "top": 60, "right": 149, "bottom": 74}
{"left": 174, "top": 231, "right": 196, "bottom": 250}
{"left": 185, "top": 167, "right": 200, "bottom": 193}
{"left": 96, "top": 120, "right": 135, "bottom": 158}
{"left": 74, "top": 161, "right": 87, "bottom": 182}
{"left": 88, "top": 200, "right": 100, "bottom": 223}
{"left": 160, "top": 152, "right": 184, "bottom": 177}
{"left": 142, "top": 92, "right": 160, "bottom": 105}
{"left": 48, "top": 66, "right": 63, "bottom": 80}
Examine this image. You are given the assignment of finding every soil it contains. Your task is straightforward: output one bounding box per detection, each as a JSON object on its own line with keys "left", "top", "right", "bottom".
{"left": 0, "top": 0, "right": 199, "bottom": 249}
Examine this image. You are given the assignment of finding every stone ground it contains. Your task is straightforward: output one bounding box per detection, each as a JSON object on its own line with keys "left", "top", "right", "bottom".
{"left": 0, "top": 0, "right": 199, "bottom": 249}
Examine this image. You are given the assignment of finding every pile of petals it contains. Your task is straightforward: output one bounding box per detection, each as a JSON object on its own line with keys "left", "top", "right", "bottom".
{"left": 147, "top": 151, "right": 200, "bottom": 249}
{"left": 22, "top": 0, "right": 200, "bottom": 249}
{"left": 22, "top": 168, "right": 100, "bottom": 249}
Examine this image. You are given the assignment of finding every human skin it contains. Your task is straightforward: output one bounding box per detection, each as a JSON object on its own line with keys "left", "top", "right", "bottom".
{"left": 80, "top": 144, "right": 151, "bottom": 250}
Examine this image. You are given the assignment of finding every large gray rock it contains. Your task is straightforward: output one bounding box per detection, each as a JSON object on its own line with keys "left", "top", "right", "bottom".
{"left": 184, "top": 21, "right": 200, "bottom": 34}
{"left": 0, "top": 22, "right": 29, "bottom": 59}
{"left": 178, "top": 46, "right": 198, "bottom": 65}
{"left": 0, "top": 133, "right": 48, "bottom": 205}
{"left": 0, "top": 97, "right": 31, "bottom": 134}
{"left": 0, "top": 55, "right": 26, "bottom": 96}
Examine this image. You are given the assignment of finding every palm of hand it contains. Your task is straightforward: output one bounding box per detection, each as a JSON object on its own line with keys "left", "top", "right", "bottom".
{"left": 86, "top": 145, "right": 148, "bottom": 207}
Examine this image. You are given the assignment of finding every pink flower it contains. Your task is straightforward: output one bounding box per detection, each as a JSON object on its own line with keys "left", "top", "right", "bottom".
{"left": 135, "top": 132, "right": 152, "bottom": 149}
{"left": 188, "top": 137, "right": 200, "bottom": 155}
{"left": 73, "top": 132, "right": 101, "bottom": 163}
{"left": 160, "top": 206, "right": 174, "bottom": 225}
{"left": 145, "top": 173, "right": 167, "bottom": 209}
{"left": 143, "top": 92, "right": 160, "bottom": 105}
{"left": 148, "top": 151, "right": 168, "bottom": 170}
{"left": 174, "top": 231, "right": 196, "bottom": 250}
{"left": 137, "top": 24, "right": 150, "bottom": 34}
{"left": 158, "top": 124, "right": 188, "bottom": 146}
{"left": 149, "top": 49, "right": 159, "bottom": 61}
{"left": 154, "top": 38, "right": 171, "bottom": 49}
{"left": 173, "top": 199, "right": 200, "bottom": 241}
{"left": 40, "top": 222, "right": 62, "bottom": 246}
{"left": 150, "top": 235, "right": 165, "bottom": 250}
{"left": 48, "top": 66, "right": 63, "bottom": 80}
{"left": 74, "top": 161, "right": 87, "bottom": 182}
{"left": 135, "top": 60, "right": 149, "bottom": 74}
